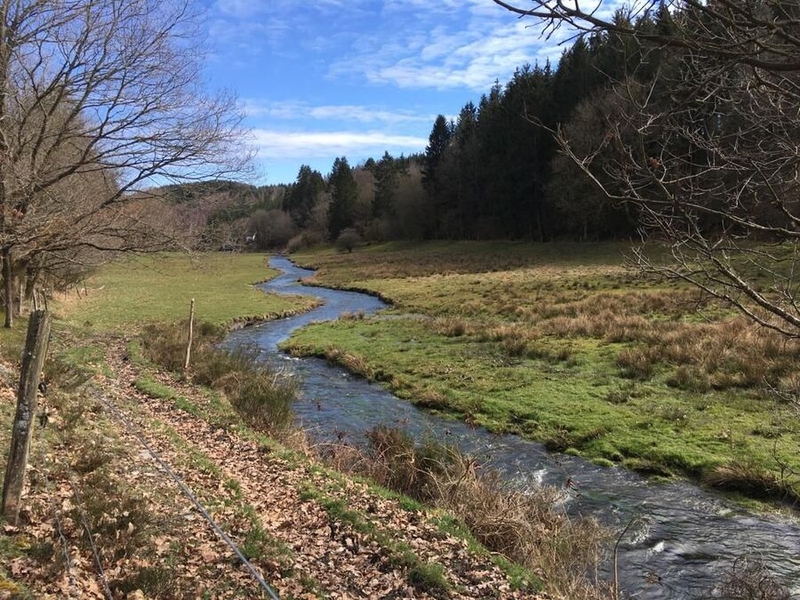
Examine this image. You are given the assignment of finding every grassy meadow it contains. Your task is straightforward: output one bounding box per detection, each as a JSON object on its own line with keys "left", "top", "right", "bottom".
{"left": 288, "top": 242, "right": 800, "bottom": 503}
{"left": 53, "top": 252, "right": 318, "bottom": 331}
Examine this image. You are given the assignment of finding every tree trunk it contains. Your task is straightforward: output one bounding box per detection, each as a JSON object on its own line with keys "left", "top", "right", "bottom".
{"left": 3, "top": 247, "right": 13, "bottom": 329}
{"left": 2, "top": 310, "right": 51, "bottom": 524}
{"left": 24, "top": 267, "right": 38, "bottom": 312}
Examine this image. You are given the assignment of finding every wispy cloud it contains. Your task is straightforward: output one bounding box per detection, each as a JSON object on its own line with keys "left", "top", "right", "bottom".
{"left": 250, "top": 129, "right": 427, "bottom": 159}
{"left": 330, "top": 12, "right": 568, "bottom": 91}
{"left": 204, "top": 0, "right": 604, "bottom": 183}
{"left": 242, "top": 100, "right": 434, "bottom": 125}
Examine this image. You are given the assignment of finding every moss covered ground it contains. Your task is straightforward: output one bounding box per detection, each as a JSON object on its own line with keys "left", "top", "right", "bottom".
{"left": 288, "top": 242, "right": 800, "bottom": 502}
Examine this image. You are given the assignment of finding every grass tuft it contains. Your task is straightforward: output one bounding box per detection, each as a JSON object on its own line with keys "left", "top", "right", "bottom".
{"left": 320, "top": 425, "right": 609, "bottom": 599}
{"left": 704, "top": 463, "right": 800, "bottom": 506}
{"left": 140, "top": 322, "right": 297, "bottom": 435}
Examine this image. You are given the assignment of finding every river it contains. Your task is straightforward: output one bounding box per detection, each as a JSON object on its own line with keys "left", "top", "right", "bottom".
{"left": 224, "top": 256, "right": 800, "bottom": 599}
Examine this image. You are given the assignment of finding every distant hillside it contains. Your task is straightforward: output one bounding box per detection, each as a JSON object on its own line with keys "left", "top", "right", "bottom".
{"left": 157, "top": 180, "right": 263, "bottom": 205}
{"left": 151, "top": 180, "right": 288, "bottom": 249}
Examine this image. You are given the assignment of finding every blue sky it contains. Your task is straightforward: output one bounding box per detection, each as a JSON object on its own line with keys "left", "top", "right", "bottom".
{"left": 201, "top": 0, "right": 574, "bottom": 185}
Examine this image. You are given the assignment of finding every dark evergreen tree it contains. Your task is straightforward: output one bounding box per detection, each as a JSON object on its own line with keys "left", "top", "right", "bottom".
{"left": 422, "top": 115, "right": 452, "bottom": 196}
{"left": 552, "top": 38, "right": 599, "bottom": 123}
{"left": 372, "top": 151, "right": 402, "bottom": 218}
{"left": 422, "top": 115, "right": 453, "bottom": 194}
{"left": 422, "top": 115, "right": 454, "bottom": 238}
{"left": 284, "top": 165, "right": 325, "bottom": 228}
{"left": 473, "top": 83, "right": 506, "bottom": 238}
{"left": 451, "top": 102, "right": 481, "bottom": 238}
{"left": 500, "top": 63, "right": 555, "bottom": 240}
{"left": 327, "top": 157, "right": 358, "bottom": 239}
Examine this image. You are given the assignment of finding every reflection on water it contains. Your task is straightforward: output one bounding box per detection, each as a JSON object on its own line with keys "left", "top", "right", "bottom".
{"left": 225, "top": 256, "right": 800, "bottom": 599}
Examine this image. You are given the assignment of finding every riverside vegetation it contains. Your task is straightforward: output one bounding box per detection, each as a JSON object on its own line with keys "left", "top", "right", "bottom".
{"left": 287, "top": 241, "right": 800, "bottom": 508}
{"left": 0, "top": 251, "right": 619, "bottom": 599}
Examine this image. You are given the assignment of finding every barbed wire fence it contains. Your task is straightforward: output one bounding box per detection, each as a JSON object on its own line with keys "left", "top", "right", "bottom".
{"left": 35, "top": 418, "right": 79, "bottom": 599}
{"left": 29, "top": 380, "right": 280, "bottom": 600}
{"left": 97, "top": 393, "right": 281, "bottom": 600}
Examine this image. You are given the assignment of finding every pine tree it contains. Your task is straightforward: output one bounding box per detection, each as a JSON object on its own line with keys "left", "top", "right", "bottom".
{"left": 372, "top": 151, "right": 400, "bottom": 218}
{"left": 327, "top": 157, "right": 358, "bottom": 239}
{"left": 284, "top": 165, "right": 325, "bottom": 228}
{"left": 422, "top": 115, "right": 453, "bottom": 196}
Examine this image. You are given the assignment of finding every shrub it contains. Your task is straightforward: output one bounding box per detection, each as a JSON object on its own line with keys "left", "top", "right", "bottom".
{"left": 666, "top": 365, "right": 711, "bottom": 392}
{"left": 286, "top": 230, "right": 326, "bottom": 253}
{"left": 336, "top": 227, "right": 362, "bottom": 253}
{"left": 222, "top": 368, "right": 297, "bottom": 433}
{"left": 716, "top": 556, "right": 790, "bottom": 600}
{"left": 431, "top": 317, "right": 470, "bottom": 337}
{"left": 616, "top": 347, "right": 656, "bottom": 380}
{"left": 248, "top": 208, "right": 296, "bottom": 250}
{"left": 140, "top": 322, "right": 297, "bottom": 434}
{"left": 319, "top": 426, "right": 610, "bottom": 599}
{"left": 704, "top": 462, "right": 800, "bottom": 505}
{"left": 140, "top": 320, "right": 223, "bottom": 372}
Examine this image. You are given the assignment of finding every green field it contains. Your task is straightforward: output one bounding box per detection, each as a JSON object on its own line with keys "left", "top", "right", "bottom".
{"left": 288, "top": 242, "right": 800, "bottom": 503}
{"left": 54, "top": 252, "right": 317, "bottom": 331}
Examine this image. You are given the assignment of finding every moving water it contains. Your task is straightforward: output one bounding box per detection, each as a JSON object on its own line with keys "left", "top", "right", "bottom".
{"left": 225, "top": 256, "right": 800, "bottom": 598}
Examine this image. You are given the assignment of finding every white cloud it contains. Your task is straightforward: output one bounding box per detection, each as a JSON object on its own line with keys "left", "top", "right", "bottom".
{"left": 250, "top": 129, "right": 427, "bottom": 159}
{"left": 329, "top": 5, "right": 568, "bottom": 91}
{"left": 214, "top": 0, "right": 269, "bottom": 19}
{"left": 242, "top": 100, "right": 434, "bottom": 125}
{"left": 209, "top": 0, "right": 573, "bottom": 89}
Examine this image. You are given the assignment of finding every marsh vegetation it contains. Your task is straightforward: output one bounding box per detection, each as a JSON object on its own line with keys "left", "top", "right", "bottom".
{"left": 288, "top": 242, "right": 800, "bottom": 505}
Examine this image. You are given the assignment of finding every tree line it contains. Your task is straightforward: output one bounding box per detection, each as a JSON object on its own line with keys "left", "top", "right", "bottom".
{"left": 246, "top": 0, "right": 800, "bottom": 342}
{"left": 252, "top": 7, "right": 676, "bottom": 251}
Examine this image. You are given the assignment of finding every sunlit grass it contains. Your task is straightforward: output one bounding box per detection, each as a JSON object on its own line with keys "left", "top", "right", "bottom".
{"left": 288, "top": 242, "right": 800, "bottom": 502}
{"left": 53, "top": 252, "right": 317, "bottom": 331}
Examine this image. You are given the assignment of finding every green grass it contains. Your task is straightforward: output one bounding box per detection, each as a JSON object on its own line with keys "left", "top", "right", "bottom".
{"left": 0, "top": 317, "right": 28, "bottom": 363}
{"left": 133, "top": 376, "right": 200, "bottom": 415}
{"left": 54, "top": 252, "right": 317, "bottom": 330}
{"left": 288, "top": 242, "right": 800, "bottom": 503}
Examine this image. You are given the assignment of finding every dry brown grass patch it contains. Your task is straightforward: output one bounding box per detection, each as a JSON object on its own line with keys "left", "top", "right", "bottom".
{"left": 316, "top": 425, "right": 611, "bottom": 599}
{"left": 704, "top": 462, "right": 800, "bottom": 506}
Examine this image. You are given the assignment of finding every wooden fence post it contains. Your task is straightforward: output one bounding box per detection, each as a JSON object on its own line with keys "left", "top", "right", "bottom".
{"left": 2, "top": 310, "right": 51, "bottom": 525}
{"left": 184, "top": 299, "right": 195, "bottom": 372}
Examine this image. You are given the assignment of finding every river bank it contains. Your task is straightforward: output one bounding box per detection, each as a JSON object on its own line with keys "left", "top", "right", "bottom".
{"left": 286, "top": 242, "right": 800, "bottom": 508}
{"left": 227, "top": 254, "right": 800, "bottom": 598}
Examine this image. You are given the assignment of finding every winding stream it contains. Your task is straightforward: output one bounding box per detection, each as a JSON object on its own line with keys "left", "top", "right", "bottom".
{"left": 225, "top": 256, "right": 800, "bottom": 599}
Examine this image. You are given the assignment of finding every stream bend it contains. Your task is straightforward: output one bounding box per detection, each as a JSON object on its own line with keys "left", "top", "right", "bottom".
{"left": 224, "top": 256, "right": 800, "bottom": 598}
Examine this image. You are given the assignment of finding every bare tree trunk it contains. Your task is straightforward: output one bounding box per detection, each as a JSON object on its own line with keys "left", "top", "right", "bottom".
{"left": 2, "top": 310, "right": 51, "bottom": 524}
{"left": 3, "top": 246, "right": 13, "bottom": 329}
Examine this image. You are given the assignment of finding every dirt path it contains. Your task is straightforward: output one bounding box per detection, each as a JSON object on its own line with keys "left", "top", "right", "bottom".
{"left": 94, "top": 338, "right": 543, "bottom": 599}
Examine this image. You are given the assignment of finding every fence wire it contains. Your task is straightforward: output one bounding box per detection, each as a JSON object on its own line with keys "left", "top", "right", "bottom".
{"left": 98, "top": 394, "right": 281, "bottom": 600}
{"left": 66, "top": 476, "right": 113, "bottom": 600}
{"left": 35, "top": 414, "right": 78, "bottom": 599}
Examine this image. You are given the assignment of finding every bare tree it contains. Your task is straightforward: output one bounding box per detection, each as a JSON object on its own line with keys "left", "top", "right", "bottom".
{"left": 495, "top": 0, "right": 800, "bottom": 338}
{"left": 0, "top": 0, "right": 247, "bottom": 326}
